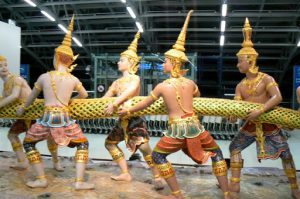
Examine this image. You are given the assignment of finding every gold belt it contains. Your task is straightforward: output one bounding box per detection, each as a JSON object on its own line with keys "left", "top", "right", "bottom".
{"left": 44, "top": 106, "right": 69, "bottom": 112}
{"left": 168, "top": 115, "right": 199, "bottom": 125}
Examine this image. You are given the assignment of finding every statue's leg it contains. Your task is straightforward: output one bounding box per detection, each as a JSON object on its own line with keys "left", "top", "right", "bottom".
{"left": 211, "top": 148, "right": 231, "bottom": 199}
{"left": 7, "top": 120, "right": 28, "bottom": 170}
{"left": 105, "top": 140, "right": 132, "bottom": 181}
{"left": 23, "top": 140, "right": 48, "bottom": 188}
{"left": 229, "top": 131, "right": 255, "bottom": 193}
{"left": 139, "top": 142, "right": 164, "bottom": 190}
{"left": 104, "top": 123, "right": 132, "bottom": 181}
{"left": 280, "top": 149, "right": 300, "bottom": 199}
{"left": 71, "top": 141, "right": 94, "bottom": 190}
{"left": 47, "top": 136, "right": 64, "bottom": 171}
{"left": 151, "top": 134, "right": 185, "bottom": 199}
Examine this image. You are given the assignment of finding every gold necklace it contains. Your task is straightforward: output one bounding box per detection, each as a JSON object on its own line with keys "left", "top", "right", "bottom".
{"left": 242, "top": 72, "right": 265, "bottom": 96}
{"left": 115, "top": 75, "right": 137, "bottom": 94}
{"left": 50, "top": 70, "right": 71, "bottom": 81}
{"left": 48, "top": 72, "right": 68, "bottom": 107}
{"left": 3, "top": 74, "right": 16, "bottom": 95}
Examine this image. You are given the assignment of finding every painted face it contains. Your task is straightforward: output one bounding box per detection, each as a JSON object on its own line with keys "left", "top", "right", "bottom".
{"left": 118, "top": 56, "right": 131, "bottom": 72}
{"left": 237, "top": 55, "right": 249, "bottom": 74}
{"left": 163, "top": 57, "right": 173, "bottom": 73}
{"left": 0, "top": 60, "right": 9, "bottom": 77}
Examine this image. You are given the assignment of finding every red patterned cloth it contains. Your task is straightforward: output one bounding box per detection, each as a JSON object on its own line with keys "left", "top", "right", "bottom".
{"left": 154, "top": 130, "right": 218, "bottom": 164}
{"left": 9, "top": 119, "right": 34, "bottom": 134}
{"left": 241, "top": 122, "right": 279, "bottom": 134}
{"left": 24, "top": 123, "right": 87, "bottom": 146}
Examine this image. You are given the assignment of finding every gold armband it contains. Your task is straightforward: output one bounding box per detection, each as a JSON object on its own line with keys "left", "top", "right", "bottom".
{"left": 150, "top": 91, "right": 158, "bottom": 101}
{"left": 258, "top": 105, "right": 265, "bottom": 114}
{"left": 266, "top": 82, "right": 278, "bottom": 91}
{"left": 75, "top": 82, "right": 83, "bottom": 91}
{"left": 34, "top": 82, "right": 42, "bottom": 92}
{"left": 193, "top": 86, "right": 199, "bottom": 95}
{"left": 14, "top": 81, "right": 22, "bottom": 87}
{"left": 108, "top": 86, "right": 116, "bottom": 95}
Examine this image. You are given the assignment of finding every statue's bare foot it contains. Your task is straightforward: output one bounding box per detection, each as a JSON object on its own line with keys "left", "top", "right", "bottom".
{"left": 110, "top": 173, "right": 132, "bottom": 181}
{"left": 153, "top": 177, "right": 164, "bottom": 190}
{"left": 26, "top": 179, "right": 48, "bottom": 188}
{"left": 229, "top": 182, "right": 240, "bottom": 193}
{"left": 74, "top": 182, "right": 95, "bottom": 190}
{"left": 53, "top": 161, "right": 64, "bottom": 172}
{"left": 10, "top": 162, "right": 29, "bottom": 171}
{"left": 292, "top": 189, "right": 300, "bottom": 199}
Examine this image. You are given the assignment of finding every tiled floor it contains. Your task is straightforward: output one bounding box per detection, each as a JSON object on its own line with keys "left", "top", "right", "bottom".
{"left": 0, "top": 127, "right": 300, "bottom": 169}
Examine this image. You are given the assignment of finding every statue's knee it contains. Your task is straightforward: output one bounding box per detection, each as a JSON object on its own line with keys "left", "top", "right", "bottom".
{"left": 76, "top": 141, "right": 89, "bottom": 150}
{"left": 7, "top": 132, "right": 17, "bottom": 141}
{"left": 104, "top": 140, "right": 116, "bottom": 151}
{"left": 23, "top": 141, "right": 37, "bottom": 153}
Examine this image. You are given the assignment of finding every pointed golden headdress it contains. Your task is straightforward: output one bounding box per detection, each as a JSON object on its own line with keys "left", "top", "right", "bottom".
{"left": 0, "top": 55, "right": 6, "bottom": 61}
{"left": 164, "top": 10, "right": 193, "bottom": 63}
{"left": 120, "top": 31, "right": 141, "bottom": 74}
{"left": 55, "top": 15, "right": 79, "bottom": 69}
{"left": 236, "top": 18, "right": 259, "bottom": 74}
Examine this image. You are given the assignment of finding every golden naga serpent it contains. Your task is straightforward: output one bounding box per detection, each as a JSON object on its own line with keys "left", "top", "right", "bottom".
{"left": 0, "top": 97, "right": 299, "bottom": 129}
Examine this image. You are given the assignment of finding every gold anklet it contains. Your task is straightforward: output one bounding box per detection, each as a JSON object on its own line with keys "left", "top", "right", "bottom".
{"left": 291, "top": 183, "right": 299, "bottom": 189}
{"left": 154, "top": 174, "right": 160, "bottom": 179}
{"left": 121, "top": 169, "right": 129, "bottom": 174}
{"left": 171, "top": 190, "right": 181, "bottom": 195}
{"left": 36, "top": 175, "right": 46, "bottom": 180}
{"left": 75, "top": 178, "right": 84, "bottom": 182}
{"left": 230, "top": 177, "right": 241, "bottom": 183}
{"left": 224, "top": 191, "right": 230, "bottom": 196}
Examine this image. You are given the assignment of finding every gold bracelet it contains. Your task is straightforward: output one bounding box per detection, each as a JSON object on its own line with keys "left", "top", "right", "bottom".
{"left": 127, "top": 108, "right": 131, "bottom": 116}
{"left": 234, "top": 96, "right": 242, "bottom": 101}
{"left": 20, "top": 104, "right": 28, "bottom": 110}
{"left": 150, "top": 91, "right": 158, "bottom": 101}
{"left": 113, "top": 103, "right": 119, "bottom": 109}
{"left": 258, "top": 106, "right": 265, "bottom": 114}
{"left": 34, "top": 82, "right": 42, "bottom": 92}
